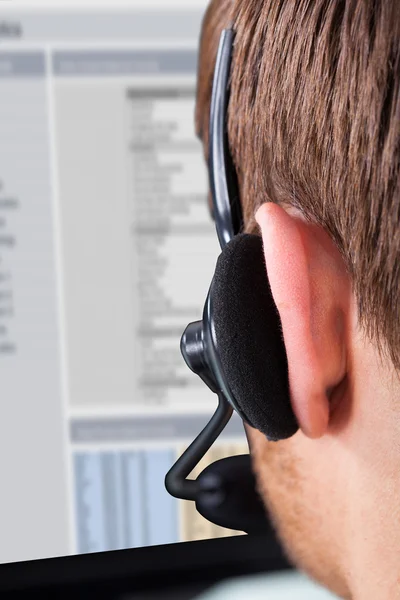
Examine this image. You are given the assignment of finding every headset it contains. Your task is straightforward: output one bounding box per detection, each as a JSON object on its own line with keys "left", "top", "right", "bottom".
{"left": 165, "top": 28, "right": 299, "bottom": 534}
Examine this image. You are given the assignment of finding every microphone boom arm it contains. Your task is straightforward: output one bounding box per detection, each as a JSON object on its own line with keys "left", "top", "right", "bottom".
{"left": 165, "top": 393, "right": 233, "bottom": 501}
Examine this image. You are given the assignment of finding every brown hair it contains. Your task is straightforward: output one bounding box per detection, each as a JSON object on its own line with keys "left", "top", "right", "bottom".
{"left": 196, "top": 0, "right": 400, "bottom": 371}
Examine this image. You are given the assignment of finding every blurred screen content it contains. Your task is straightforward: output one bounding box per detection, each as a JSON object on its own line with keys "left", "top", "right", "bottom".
{"left": 0, "top": 7, "right": 247, "bottom": 565}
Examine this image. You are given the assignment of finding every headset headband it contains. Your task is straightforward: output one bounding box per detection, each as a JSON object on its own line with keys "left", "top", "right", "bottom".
{"left": 208, "top": 29, "right": 243, "bottom": 249}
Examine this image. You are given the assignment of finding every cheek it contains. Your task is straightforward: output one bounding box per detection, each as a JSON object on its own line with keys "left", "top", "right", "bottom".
{"left": 249, "top": 428, "right": 306, "bottom": 507}
{"left": 248, "top": 426, "right": 341, "bottom": 502}
{"left": 248, "top": 428, "right": 350, "bottom": 595}
{"left": 248, "top": 427, "right": 336, "bottom": 547}
{"left": 248, "top": 428, "right": 306, "bottom": 536}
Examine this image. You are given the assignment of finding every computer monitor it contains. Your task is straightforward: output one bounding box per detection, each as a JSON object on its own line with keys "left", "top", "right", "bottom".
{"left": 0, "top": 0, "right": 253, "bottom": 565}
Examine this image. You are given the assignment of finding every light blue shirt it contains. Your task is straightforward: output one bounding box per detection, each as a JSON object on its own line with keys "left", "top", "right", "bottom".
{"left": 195, "top": 571, "right": 339, "bottom": 599}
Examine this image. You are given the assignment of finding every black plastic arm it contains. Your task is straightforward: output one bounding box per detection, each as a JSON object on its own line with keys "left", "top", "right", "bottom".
{"left": 165, "top": 393, "right": 233, "bottom": 501}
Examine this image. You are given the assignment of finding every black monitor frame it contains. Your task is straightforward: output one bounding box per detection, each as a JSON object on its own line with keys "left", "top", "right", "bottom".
{"left": 0, "top": 534, "right": 292, "bottom": 599}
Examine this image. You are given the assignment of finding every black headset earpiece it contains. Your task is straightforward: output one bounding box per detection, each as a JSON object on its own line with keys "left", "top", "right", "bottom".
{"left": 182, "top": 233, "right": 297, "bottom": 440}
{"left": 207, "top": 233, "right": 298, "bottom": 439}
{"left": 165, "top": 28, "right": 298, "bottom": 534}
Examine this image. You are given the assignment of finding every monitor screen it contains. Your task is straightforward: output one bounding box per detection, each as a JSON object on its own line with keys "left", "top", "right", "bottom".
{"left": 0, "top": 0, "right": 249, "bottom": 565}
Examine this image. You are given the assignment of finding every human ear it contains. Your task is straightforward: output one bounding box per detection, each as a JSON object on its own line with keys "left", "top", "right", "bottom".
{"left": 255, "top": 203, "right": 349, "bottom": 439}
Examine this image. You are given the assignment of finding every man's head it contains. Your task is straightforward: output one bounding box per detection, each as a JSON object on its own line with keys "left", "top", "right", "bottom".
{"left": 196, "top": 1, "right": 400, "bottom": 598}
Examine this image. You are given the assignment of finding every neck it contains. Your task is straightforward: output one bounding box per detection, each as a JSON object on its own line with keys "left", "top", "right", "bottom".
{"left": 347, "top": 454, "right": 400, "bottom": 599}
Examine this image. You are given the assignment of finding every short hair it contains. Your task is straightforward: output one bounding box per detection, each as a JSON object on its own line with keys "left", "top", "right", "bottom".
{"left": 196, "top": 0, "right": 400, "bottom": 371}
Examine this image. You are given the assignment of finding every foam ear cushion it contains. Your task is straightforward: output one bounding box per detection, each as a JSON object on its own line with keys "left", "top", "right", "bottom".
{"left": 211, "top": 233, "right": 299, "bottom": 440}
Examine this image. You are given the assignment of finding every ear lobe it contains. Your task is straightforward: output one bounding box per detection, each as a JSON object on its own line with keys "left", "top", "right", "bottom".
{"left": 256, "top": 202, "right": 348, "bottom": 439}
